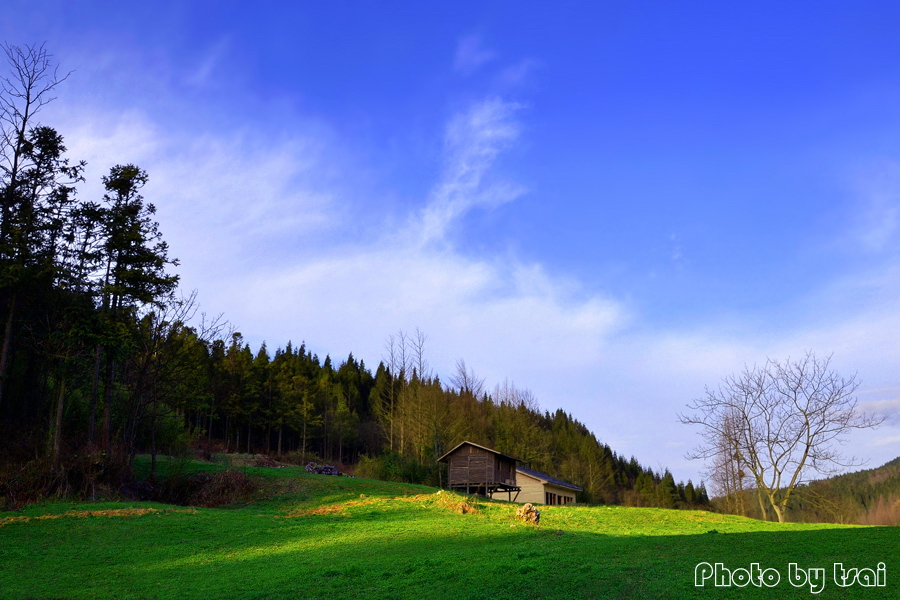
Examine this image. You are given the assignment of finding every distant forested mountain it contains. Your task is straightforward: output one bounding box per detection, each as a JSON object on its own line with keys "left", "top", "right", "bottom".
{"left": 785, "top": 457, "right": 900, "bottom": 525}
{"left": 713, "top": 457, "right": 900, "bottom": 524}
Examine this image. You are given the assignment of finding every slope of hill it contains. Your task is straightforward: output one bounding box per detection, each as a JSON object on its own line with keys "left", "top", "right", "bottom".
{"left": 787, "top": 457, "right": 900, "bottom": 525}
{"left": 0, "top": 458, "right": 894, "bottom": 599}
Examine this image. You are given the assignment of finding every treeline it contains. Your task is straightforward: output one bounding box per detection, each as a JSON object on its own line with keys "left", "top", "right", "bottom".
{"left": 169, "top": 332, "right": 708, "bottom": 507}
{"left": 0, "top": 42, "right": 707, "bottom": 509}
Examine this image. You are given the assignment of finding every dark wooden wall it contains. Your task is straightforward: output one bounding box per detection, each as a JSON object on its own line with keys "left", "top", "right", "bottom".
{"left": 446, "top": 444, "right": 516, "bottom": 489}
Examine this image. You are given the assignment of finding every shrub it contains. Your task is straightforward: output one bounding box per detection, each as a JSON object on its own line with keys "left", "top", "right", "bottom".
{"left": 273, "top": 450, "right": 320, "bottom": 466}
{"left": 0, "top": 444, "right": 132, "bottom": 510}
{"left": 189, "top": 436, "right": 226, "bottom": 462}
{"left": 355, "top": 452, "right": 437, "bottom": 485}
{"left": 147, "top": 468, "right": 258, "bottom": 507}
{"left": 188, "top": 469, "right": 258, "bottom": 507}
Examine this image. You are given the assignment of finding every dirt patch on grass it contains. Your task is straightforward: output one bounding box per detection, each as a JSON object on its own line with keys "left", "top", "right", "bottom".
{"left": 281, "top": 504, "right": 351, "bottom": 517}
{"left": 279, "top": 496, "right": 389, "bottom": 518}
{"left": 278, "top": 491, "right": 480, "bottom": 518}
{"left": 430, "top": 493, "right": 480, "bottom": 514}
{"left": 0, "top": 507, "right": 197, "bottom": 528}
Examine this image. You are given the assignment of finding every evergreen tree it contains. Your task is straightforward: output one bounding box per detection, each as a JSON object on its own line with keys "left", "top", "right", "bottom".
{"left": 657, "top": 470, "right": 678, "bottom": 509}
{"left": 93, "top": 164, "right": 178, "bottom": 450}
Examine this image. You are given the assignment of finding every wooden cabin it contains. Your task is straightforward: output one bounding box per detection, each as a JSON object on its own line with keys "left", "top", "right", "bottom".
{"left": 515, "top": 466, "right": 582, "bottom": 505}
{"left": 437, "top": 441, "right": 522, "bottom": 501}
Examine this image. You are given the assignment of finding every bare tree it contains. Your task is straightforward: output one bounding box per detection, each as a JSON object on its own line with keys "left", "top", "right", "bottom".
{"left": 493, "top": 379, "right": 539, "bottom": 411}
{"left": 449, "top": 358, "right": 485, "bottom": 399}
{"left": 125, "top": 291, "right": 227, "bottom": 477}
{"left": 393, "top": 327, "right": 445, "bottom": 461}
{"left": 1, "top": 42, "right": 71, "bottom": 219}
{"left": 411, "top": 327, "right": 429, "bottom": 381}
{"left": 379, "top": 331, "right": 406, "bottom": 451}
{"left": 703, "top": 410, "right": 752, "bottom": 516}
{"left": 680, "top": 352, "right": 883, "bottom": 522}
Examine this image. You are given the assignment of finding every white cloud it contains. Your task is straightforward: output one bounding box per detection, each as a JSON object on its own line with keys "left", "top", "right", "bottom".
{"left": 54, "top": 107, "right": 340, "bottom": 283}
{"left": 61, "top": 110, "right": 162, "bottom": 173}
{"left": 872, "top": 435, "right": 900, "bottom": 447}
{"left": 51, "top": 94, "right": 629, "bottom": 378}
{"left": 861, "top": 398, "right": 900, "bottom": 427}
{"left": 223, "top": 97, "right": 629, "bottom": 385}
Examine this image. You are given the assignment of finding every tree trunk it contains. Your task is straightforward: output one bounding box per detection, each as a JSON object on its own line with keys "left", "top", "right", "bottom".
{"left": 0, "top": 293, "right": 18, "bottom": 408}
{"left": 302, "top": 419, "right": 307, "bottom": 459}
{"left": 767, "top": 491, "right": 786, "bottom": 523}
{"left": 774, "top": 507, "right": 785, "bottom": 523}
{"left": 102, "top": 355, "right": 114, "bottom": 451}
{"left": 51, "top": 374, "right": 66, "bottom": 469}
{"left": 150, "top": 396, "right": 158, "bottom": 479}
{"left": 207, "top": 396, "right": 215, "bottom": 439}
{"left": 89, "top": 344, "right": 101, "bottom": 442}
{"left": 757, "top": 487, "right": 769, "bottom": 521}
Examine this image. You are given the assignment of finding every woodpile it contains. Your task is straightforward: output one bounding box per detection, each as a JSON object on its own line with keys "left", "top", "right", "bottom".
{"left": 515, "top": 502, "right": 541, "bottom": 524}
{"left": 302, "top": 462, "right": 357, "bottom": 477}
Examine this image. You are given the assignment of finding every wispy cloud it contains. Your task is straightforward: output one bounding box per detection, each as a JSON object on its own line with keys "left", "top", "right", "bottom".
{"left": 852, "top": 159, "right": 900, "bottom": 253}
{"left": 184, "top": 37, "right": 232, "bottom": 89}
{"left": 669, "top": 233, "right": 686, "bottom": 267}
{"left": 53, "top": 107, "right": 340, "bottom": 297}
{"left": 219, "top": 95, "right": 629, "bottom": 378}
{"left": 872, "top": 435, "right": 900, "bottom": 448}
{"left": 453, "top": 35, "right": 495, "bottom": 75}
{"left": 497, "top": 58, "right": 540, "bottom": 88}
{"left": 860, "top": 398, "right": 900, "bottom": 427}
{"left": 415, "top": 98, "right": 524, "bottom": 245}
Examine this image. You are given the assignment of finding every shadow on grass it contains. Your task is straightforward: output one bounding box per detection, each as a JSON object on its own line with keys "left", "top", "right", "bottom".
{"left": 143, "top": 527, "right": 897, "bottom": 600}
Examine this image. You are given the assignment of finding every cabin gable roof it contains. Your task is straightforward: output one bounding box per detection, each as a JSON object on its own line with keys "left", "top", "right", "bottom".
{"left": 437, "top": 440, "right": 523, "bottom": 464}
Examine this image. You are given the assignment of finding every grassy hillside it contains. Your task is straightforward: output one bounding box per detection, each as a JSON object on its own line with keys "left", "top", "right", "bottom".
{"left": 0, "top": 458, "right": 896, "bottom": 599}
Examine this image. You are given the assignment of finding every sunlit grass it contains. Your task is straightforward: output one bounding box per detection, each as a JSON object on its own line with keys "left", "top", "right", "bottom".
{"left": 0, "top": 459, "right": 896, "bottom": 599}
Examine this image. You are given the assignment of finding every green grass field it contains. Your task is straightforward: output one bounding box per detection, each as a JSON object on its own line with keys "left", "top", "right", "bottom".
{"left": 1, "top": 457, "right": 896, "bottom": 599}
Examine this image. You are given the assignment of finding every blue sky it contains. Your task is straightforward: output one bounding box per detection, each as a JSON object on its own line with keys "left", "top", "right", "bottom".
{"left": 6, "top": 1, "right": 900, "bottom": 483}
